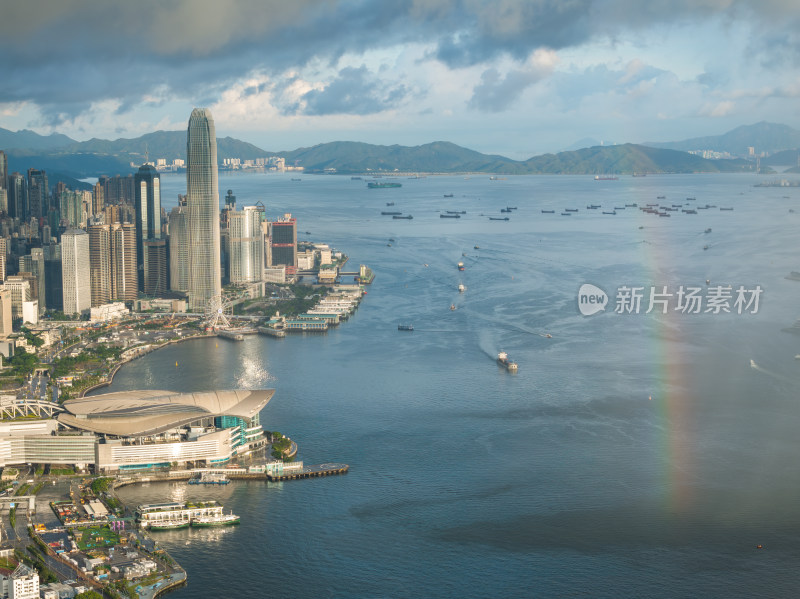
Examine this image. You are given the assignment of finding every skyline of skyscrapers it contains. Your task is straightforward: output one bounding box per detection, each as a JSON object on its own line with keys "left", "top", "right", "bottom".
{"left": 186, "top": 108, "right": 222, "bottom": 311}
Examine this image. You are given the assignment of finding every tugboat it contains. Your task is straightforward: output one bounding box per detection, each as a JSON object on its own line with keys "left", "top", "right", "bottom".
{"left": 497, "top": 351, "right": 518, "bottom": 372}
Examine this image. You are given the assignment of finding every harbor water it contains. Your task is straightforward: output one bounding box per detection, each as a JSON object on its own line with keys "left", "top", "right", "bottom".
{"left": 114, "top": 173, "right": 800, "bottom": 598}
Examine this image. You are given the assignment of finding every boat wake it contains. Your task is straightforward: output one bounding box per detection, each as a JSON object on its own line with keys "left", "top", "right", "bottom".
{"left": 750, "top": 359, "right": 796, "bottom": 384}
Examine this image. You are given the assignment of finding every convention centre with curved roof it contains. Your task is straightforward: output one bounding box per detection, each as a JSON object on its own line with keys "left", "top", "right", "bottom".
{"left": 58, "top": 389, "right": 274, "bottom": 438}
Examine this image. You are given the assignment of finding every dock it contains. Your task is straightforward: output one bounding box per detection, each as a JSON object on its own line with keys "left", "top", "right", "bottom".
{"left": 266, "top": 463, "right": 349, "bottom": 481}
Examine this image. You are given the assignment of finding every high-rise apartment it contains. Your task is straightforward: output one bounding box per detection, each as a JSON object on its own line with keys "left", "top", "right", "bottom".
{"left": 88, "top": 224, "right": 112, "bottom": 306}
{"left": 186, "top": 108, "right": 221, "bottom": 310}
{"left": 61, "top": 229, "right": 91, "bottom": 315}
{"left": 110, "top": 222, "right": 137, "bottom": 301}
{"left": 92, "top": 181, "right": 104, "bottom": 216}
{"left": 228, "top": 206, "right": 264, "bottom": 284}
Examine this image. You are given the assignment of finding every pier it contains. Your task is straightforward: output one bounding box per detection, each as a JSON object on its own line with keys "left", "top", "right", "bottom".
{"left": 266, "top": 463, "right": 349, "bottom": 481}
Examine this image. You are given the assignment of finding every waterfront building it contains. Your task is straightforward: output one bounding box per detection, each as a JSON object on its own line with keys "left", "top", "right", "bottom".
{"left": 57, "top": 389, "right": 273, "bottom": 471}
{"left": 228, "top": 206, "right": 265, "bottom": 284}
{"left": 269, "top": 213, "right": 297, "bottom": 274}
{"left": 168, "top": 205, "right": 189, "bottom": 292}
{"left": 88, "top": 224, "right": 112, "bottom": 306}
{"left": 186, "top": 108, "right": 222, "bottom": 310}
{"left": 134, "top": 164, "right": 164, "bottom": 292}
{"left": 89, "top": 301, "right": 129, "bottom": 322}
{"left": 61, "top": 229, "right": 91, "bottom": 315}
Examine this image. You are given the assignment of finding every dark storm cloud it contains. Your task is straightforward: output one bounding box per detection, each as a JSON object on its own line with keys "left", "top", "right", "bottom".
{"left": 468, "top": 65, "right": 551, "bottom": 112}
{"left": 284, "top": 66, "right": 409, "bottom": 115}
{"left": 1, "top": 0, "right": 799, "bottom": 123}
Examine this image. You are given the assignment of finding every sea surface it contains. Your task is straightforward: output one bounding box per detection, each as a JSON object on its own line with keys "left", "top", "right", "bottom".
{"left": 112, "top": 172, "right": 800, "bottom": 598}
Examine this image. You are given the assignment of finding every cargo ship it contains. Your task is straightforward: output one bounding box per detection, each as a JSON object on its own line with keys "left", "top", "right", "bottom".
{"left": 190, "top": 513, "right": 241, "bottom": 527}
{"left": 381, "top": 211, "right": 402, "bottom": 215}
{"left": 393, "top": 214, "right": 413, "bottom": 219}
{"left": 497, "top": 351, "right": 518, "bottom": 372}
{"left": 440, "top": 213, "right": 461, "bottom": 218}
{"left": 368, "top": 182, "right": 402, "bottom": 188}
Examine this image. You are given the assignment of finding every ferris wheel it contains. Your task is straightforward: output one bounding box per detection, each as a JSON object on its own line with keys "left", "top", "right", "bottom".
{"left": 204, "top": 294, "right": 233, "bottom": 329}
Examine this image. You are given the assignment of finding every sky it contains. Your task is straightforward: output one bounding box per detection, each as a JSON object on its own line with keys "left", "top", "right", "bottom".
{"left": 1, "top": 0, "right": 800, "bottom": 160}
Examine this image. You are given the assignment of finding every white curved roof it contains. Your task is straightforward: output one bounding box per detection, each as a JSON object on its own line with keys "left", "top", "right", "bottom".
{"left": 58, "top": 389, "right": 274, "bottom": 437}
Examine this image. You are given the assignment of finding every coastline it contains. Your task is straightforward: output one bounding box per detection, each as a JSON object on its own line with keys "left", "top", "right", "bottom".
{"left": 79, "top": 332, "right": 215, "bottom": 397}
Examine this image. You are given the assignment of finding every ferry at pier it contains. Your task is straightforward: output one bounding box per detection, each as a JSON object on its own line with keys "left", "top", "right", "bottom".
{"left": 191, "top": 513, "right": 241, "bottom": 527}
{"left": 149, "top": 520, "right": 190, "bottom": 531}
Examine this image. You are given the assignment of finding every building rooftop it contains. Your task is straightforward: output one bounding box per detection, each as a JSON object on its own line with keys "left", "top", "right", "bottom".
{"left": 58, "top": 389, "right": 274, "bottom": 437}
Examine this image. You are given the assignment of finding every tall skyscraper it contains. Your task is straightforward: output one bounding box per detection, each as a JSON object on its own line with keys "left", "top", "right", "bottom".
{"left": 0, "top": 151, "right": 7, "bottom": 215}
{"left": 228, "top": 206, "right": 264, "bottom": 284}
{"left": 19, "top": 248, "right": 45, "bottom": 314}
{"left": 270, "top": 213, "right": 297, "bottom": 273}
{"left": 26, "top": 169, "right": 48, "bottom": 219}
{"left": 186, "top": 108, "right": 221, "bottom": 310}
{"left": 92, "top": 182, "right": 104, "bottom": 216}
{"left": 43, "top": 244, "right": 62, "bottom": 311}
{"left": 134, "top": 164, "right": 164, "bottom": 293}
{"left": 61, "top": 229, "right": 91, "bottom": 315}
{"left": 168, "top": 205, "right": 189, "bottom": 293}
{"left": 8, "top": 172, "right": 26, "bottom": 220}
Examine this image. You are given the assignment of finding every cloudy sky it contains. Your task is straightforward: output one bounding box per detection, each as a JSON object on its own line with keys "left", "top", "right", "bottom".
{"left": 1, "top": 0, "right": 800, "bottom": 159}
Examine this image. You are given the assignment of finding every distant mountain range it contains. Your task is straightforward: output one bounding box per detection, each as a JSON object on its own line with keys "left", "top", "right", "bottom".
{"left": 1, "top": 121, "right": 798, "bottom": 182}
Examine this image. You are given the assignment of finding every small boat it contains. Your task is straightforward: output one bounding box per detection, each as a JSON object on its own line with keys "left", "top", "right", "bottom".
{"left": 398, "top": 324, "right": 414, "bottom": 331}
{"left": 489, "top": 217, "right": 509, "bottom": 221}
{"left": 458, "top": 284, "right": 466, "bottom": 293}
{"left": 703, "top": 245, "right": 709, "bottom": 250}
{"left": 497, "top": 351, "right": 518, "bottom": 372}
{"left": 474, "top": 245, "right": 480, "bottom": 250}
{"left": 657, "top": 195, "right": 666, "bottom": 199}
{"left": 625, "top": 203, "right": 638, "bottom": 207}
{"left": 564, "top": 208, "right": 578, "bottom": 212}
{"left": 686, "top": 197, "right": 696, "bottom": 201}
{"left": 501, "top": 208, "right": 512, "bottom": 213}
{"left": 794, "top": 355, "right": 800, "bottom": 360}
{"left": 545, "top": 334, "right": 552, "bottom": 338}
{"left": 602, "top": 211, "right": 616, "bottom": 215}
{"left": 750, "top": 359, "right": 757, "bottom": 369}
{"left": 560, "top": 212, "right": 572, "bottom": 216}
{"left": 444, "top": 194, "right": 454, "bottom": 198}
{"left": 720, "top": 207, "right": 734, "bottom": 211}
{"left": 440, "top": 213, "right": 461, "bottom": 218}
{"left": 393, "top": 215, "right": 413, "bottom": 219}
{"left": 389, "top": 238, "right": 395, "bottom": 242}
{"left": 457, "top": 262, "right": 465, "bottom": 271}
{"left": 704, "top": 228, "right": 711, "bottom": 234}
{"left": 386, "top": 202, "right": 395, "bottom": 206}
{"left": 450, "top": 304, "right": 456, "bottom": 311}
{"left": 658, "top": 213, "right": 671, "bottom": 217}
{"left": 541, "top": 210, "right": 555, "bottom": 213}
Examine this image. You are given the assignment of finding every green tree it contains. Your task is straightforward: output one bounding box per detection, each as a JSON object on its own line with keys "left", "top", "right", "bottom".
{"left": 75, "top": 591, "right": 104, "bottom": 599}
